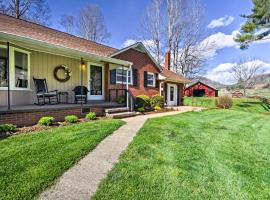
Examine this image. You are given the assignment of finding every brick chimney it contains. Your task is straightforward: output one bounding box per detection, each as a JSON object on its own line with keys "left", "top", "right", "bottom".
{"left": 164, "top": 52, "right": 171, "bottom": 71}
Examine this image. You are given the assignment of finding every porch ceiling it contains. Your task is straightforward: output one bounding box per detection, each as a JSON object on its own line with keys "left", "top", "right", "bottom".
{"left": 0, "top": 32, "right": 132, "bottom": 67}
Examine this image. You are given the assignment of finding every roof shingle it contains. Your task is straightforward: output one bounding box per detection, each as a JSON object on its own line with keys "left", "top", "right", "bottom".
{"left": 0, "top": 14, "right": 118, "bottom": 56}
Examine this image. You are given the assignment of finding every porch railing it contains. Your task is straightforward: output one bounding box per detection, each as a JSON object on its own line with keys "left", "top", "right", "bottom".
{"left": 108, "top": 89, "right": 135, "bottom": 111}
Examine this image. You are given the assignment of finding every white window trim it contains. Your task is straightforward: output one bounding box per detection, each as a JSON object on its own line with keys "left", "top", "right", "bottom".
{"left": 0, "top": 44, "right": 8, "bottom": 90}
{"left": 116, "top": 67, "right": 133, "bottom": 85}
{"left": 147, "top": 72, "right": 156, "bottom": 87}
{"left": 0, "top": 45, "right": 31, "bottom": 91}
{"left": 11, "top": 47, "right": 31, "bottom": 91}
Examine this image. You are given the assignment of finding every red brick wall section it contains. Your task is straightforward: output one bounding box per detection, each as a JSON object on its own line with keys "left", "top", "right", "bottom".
{"left": 112, "top": 49, "right": 160, "bottom": 97}
{"left": 0, "top": 107, "right": 104, "bottom": 127}
{"left": 184, "top": 83, "right": 217, "bottom": 97}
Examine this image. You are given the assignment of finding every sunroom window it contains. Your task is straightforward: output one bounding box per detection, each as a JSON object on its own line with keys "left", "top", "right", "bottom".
{"left": 15, "top": 50, "right": 29, "bottom": 88}
{"left": 116, "top": 68, "right": 132, "bottom": 84}
{"left": 0, "top": 47, "right": 8, "bottom": 87}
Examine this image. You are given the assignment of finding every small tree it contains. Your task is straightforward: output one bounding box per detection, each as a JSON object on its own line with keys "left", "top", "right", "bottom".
{"left": 231, "top": 58, "right": 264, "bottom": 96}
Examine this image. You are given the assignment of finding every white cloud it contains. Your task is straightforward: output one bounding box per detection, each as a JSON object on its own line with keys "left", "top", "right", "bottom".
{"left": 207, "top": 15, "right": 235, "bottom": 29}
{"left": 200, "top": 30, "right": 239, "bottom": 59}
{"left": 205, "top": 60, "right": 270, "bottom": 85}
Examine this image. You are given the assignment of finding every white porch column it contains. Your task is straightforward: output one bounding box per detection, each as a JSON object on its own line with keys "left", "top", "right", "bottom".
{"left": 126, "top": 64, "right": 132, "bottom": 109}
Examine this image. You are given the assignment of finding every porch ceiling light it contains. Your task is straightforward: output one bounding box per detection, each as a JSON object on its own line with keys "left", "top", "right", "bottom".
{"left": 81, "top": 62, "right": 86, "bottom": 71}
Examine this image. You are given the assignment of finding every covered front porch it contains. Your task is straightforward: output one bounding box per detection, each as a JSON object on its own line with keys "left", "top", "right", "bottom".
{"left": 0, "top": 32, "right": 133, "bottom": 113}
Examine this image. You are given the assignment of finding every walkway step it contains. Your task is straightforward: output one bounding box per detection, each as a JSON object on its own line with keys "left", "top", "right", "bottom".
{"left": 105, "top": 107, "right": 129, "bottom": 114}
{"left": 109, "top": 111, "right": 137, "bottom": 119}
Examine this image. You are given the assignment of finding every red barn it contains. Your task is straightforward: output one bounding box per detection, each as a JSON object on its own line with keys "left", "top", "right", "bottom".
{"left": 184, "top": 81, "right": 218, "bottom": 97}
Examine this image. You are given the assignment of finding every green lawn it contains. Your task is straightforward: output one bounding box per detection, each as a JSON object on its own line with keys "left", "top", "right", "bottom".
{"left": 184, "top": 97, "right": 270, "bottom": 114}
{"left": 0, "top": 119, "right": 125, "bottom": 200}
{"left": 93, "top": 110, "right": 270, "bottom": 200}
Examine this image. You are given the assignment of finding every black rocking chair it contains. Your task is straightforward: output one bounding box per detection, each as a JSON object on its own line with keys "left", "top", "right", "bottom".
{"left": 33, "top": 77, "right": 59, "bottom": 105}
{"left": 73, "top": 86, "right": 89, "bottom": 104}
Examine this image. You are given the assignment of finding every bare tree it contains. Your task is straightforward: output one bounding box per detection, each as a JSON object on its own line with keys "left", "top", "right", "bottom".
{"left": 140, "top": 0, "right": 213, "bottom": 78}
{"left": 140, "top": 0, "right": 163, "bottom": 64}
{"left": 77, "top": 4, "right": 110, "bottom": 42}
{"left": 0, "top": 0, "right": 51, "bottom": 25}
{"left": 231, "top": 58, "right": 264, "bottom": 96}
{"left": 60, "top": 14, "right": 75, "bottom": 34}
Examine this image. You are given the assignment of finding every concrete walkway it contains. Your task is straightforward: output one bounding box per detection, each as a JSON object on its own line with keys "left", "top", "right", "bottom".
{"left": 39, "top": 106, "right": 200, "bottom": 200}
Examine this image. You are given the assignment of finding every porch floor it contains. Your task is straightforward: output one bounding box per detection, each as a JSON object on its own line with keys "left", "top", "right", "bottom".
{"left": 0, "top": 101, "right": 124, "bottom": 114}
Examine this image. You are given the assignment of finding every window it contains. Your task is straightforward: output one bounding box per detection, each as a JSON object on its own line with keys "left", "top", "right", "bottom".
{"left": 15, "top": 50, "right": 29, "bottom": 88}
{"left": 147, "top": 72, "right": 155, "bottom": 87}
{"left": 0, "top": 47, "right": 8, "bottom": 87}
{"left": 116, "top": 68, "right": 132, "bottom": 84}
{"left": 170, "top": 86, "right": 174, "bottom": 101}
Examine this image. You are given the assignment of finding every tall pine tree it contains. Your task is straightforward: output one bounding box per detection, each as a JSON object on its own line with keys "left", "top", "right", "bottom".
{"left": 235, "top": 0, "right": 270, "bottom": 49}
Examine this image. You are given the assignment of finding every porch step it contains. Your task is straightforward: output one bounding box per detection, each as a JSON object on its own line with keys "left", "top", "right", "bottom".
{"left": 105, "top": 107, "right": 129, "bottom": 114}
{"left": 108, "top": 111, "right": 137, "bottom": 119}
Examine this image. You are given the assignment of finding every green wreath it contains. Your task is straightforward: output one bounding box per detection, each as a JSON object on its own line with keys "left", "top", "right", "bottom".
{"left": 54, "top": 65, "right": 72, "bottom": 82}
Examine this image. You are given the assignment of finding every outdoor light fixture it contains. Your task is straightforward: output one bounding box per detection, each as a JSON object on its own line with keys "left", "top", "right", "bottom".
{"left": 81, "top": 61, "right": 86, "bottom": 71}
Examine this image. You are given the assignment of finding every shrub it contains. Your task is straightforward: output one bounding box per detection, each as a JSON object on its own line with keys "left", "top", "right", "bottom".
{"left": 137, "top": 107, "right": 145, "bottom": 112}
{"left": 154, "top": 105, "right": 162, "bottom": 111}
{"left": 65, "top": 115, "right": 78, "bottom": 123}
{"left": 150, "top": 95, "right": 164, "bottom": 108}
{"left": 216, "top": 96, "right": 233, "bottom": 109}
{"left": 38, "top": 116, "right": 55, "bottom": 126}
{"left": 0, "top": 124, "right": 17, "bottom": 133}
{"left": 86, "top": 112, "right": 96, "bottom": 120}
{"left": 116, "top": 95, "right": 125, "bottom": 104}
{"left": 135, "top": 95, "right": 151, "bottom": 109}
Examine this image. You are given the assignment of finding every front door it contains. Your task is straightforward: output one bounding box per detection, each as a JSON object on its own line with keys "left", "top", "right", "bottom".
{"left": 88, "top": 64, "right": 104, "bottom": 100}
{"left": 167, "top": 83, "right": 177, "bottom": 106}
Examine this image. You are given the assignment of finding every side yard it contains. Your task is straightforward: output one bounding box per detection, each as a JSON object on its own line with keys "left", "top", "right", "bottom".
{"left": 184, "top": 97, "right": 270, "bottom": 114}
{"left": 93, "top": 109, "right": 270, "bottom": 200}
{"left": 0, "top": 119, "right": 125, "bottom": 200}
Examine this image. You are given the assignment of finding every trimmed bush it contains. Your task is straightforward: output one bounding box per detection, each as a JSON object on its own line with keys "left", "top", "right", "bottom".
{"left": 137, "top": 107, "right": 145, "bottom": 112}
{"left": 150, "top": 95, "right": 164, "bottom": 108}
{"left": 116, "top": 95, "right": 125, "bottom": 104}
{"left": 65, "top": 115, "right": 78, "bottom": 123}
{"left": 154, "top": 105, "right": 161, "bottom": 111}
{"left": 0, "top": 124, "right": 17, "bottom": 133}
{"left": 216, "top": 96, "right": 233, "bottom": 109}
{"left": 86, "top": 112, "right": 97, "bottom": 120}
{"left": 38, "top": 116, "right": 55, "bottom": 126}
{"left": 135, "top": 95, "right": 151, "bottom": 110}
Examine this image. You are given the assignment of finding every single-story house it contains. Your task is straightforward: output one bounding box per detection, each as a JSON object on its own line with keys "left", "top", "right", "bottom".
{"left": 0, "top": 13, "right": 189, "bottom": 126}
{"left": 184, "top": 81, "right": 218, "bottom": 97}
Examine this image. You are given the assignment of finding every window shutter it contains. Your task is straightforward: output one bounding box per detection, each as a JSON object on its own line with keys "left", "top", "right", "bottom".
{"left": 144, "top": 71, "right": 148, "bottom": 88}
{"left": 110, "top": 69, "right": 116, "bottom": 84}
{"left": 155, "top": 73, "right": 159, "bottom": 88}
{"left": 133, "top": 68, "right": 138, "bottom": 86}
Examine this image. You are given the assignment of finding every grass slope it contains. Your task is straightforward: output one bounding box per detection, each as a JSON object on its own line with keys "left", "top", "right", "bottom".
{"left": 0, "top": 119, "right": 124, "bottom": 200}
{"left": 184, "top": 97, "right": 270, "bottom": 114}
{"left": 93, "top": 110, "right": 270, "bottom": 200}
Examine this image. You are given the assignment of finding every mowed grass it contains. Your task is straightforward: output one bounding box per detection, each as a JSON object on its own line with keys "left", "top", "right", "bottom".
{"left": 0, "top": 119, "right": 125, "bottom": 200}
{"left": 184, "top": 97, "right": 270, "bottom": 114}
{"left": 93, "top": 110, "right": 270, "bottom": 200}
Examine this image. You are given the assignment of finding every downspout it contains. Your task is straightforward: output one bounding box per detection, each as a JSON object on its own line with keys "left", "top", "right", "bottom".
{"left": 7, "top": 42, "right": 10, "bottom": 111}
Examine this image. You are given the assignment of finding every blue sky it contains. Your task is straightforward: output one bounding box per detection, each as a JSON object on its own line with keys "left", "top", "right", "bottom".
{"left": 47, "top": 0, "right": 270, "bottom": 84}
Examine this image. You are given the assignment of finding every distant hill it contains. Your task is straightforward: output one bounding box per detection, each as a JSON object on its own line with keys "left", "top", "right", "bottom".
{"left": 189, "top": 76, "right": 226, "bottom": 89}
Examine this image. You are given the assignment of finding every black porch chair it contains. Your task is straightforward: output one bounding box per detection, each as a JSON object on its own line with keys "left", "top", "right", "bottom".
{"left": 33, "top": 77, "right": 59, "bottom": 105}
{"left": 73, "top": 86, "right": 89, "bottom": 104}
